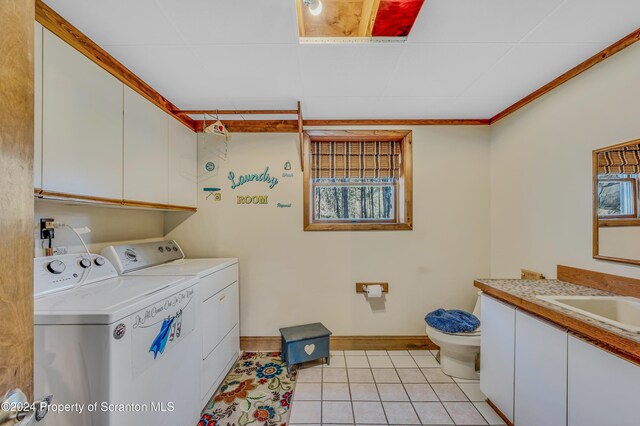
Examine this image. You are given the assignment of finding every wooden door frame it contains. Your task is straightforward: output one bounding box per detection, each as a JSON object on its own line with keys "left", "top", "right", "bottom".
{"left": 0, "top": 0, "right": 35, "bottom": 399}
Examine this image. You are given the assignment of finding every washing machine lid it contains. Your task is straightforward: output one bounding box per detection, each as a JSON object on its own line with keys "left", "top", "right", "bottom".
{"left": 125, "top": 258, "right": 237, "bottom": 278}
{"left": 34, "top": 275, "right": 198, "bottom": 325}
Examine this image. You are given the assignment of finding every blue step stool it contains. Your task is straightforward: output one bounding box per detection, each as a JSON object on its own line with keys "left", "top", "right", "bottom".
{"left": 279, "top": 322, "right": 332, "bottom": 373}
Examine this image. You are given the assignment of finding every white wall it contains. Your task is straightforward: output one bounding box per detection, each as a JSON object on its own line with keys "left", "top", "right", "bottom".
{"left": 490, "top": 42, "right": 640, "bottom": 279}
{"left": 34, "top": 198, "right": 165, "bottom": 256}
{"left": 165, "top": 127, "right": 491, "bottom": 336}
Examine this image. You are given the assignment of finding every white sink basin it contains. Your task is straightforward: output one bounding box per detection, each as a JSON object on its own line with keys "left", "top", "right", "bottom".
{"left": 536, "top": 295, "right": 640, "bottom": 333}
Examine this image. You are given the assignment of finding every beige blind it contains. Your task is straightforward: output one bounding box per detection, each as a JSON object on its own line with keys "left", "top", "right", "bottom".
{"left": 311, "top": 140, "right": 401, "bottom": 179}
{"left": 598, "top": 144, "right": 640, "bottom": 174}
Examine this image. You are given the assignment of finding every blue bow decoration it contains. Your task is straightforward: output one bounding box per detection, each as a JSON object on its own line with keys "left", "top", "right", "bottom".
{"left": 149, "top": 317, "right": 175, "bottom": 359}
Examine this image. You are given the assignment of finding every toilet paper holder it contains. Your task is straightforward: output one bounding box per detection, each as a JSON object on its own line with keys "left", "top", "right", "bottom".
{"left": 355, "top": 283, "right": 389, "bottom": 294}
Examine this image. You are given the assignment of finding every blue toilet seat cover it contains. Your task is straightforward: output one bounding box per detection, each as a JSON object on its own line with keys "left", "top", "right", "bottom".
{"left": 425, "top": 309, "right": 480, "bottom": 333}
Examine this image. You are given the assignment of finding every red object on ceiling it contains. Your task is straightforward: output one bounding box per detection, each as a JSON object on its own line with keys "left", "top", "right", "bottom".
{"left": 372, "top": 0, "right": 425, "bottom": 37}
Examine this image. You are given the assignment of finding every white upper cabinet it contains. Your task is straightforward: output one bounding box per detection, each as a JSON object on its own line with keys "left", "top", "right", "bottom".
{"left": 37, "top": 25, "right": 196, "bottom": 209}
{"left": 42, "top": 29, "right": 123, "bottom": 200}
{"left": 34, "top": 22, "right": 43, "bottom": 190}
{"left": 568, "top": 335, "right": 640, "bottom": 426}
{"left": 168, "top": 117, "right": 197, "bottom": 208}
{"left": 123, "top": 86, "right": 169, "bottom": 205}
{"left": 515, "top": 310, "right": 567, "bottom": 426}
{"left": 480, "top": 294, "right": 516, "bottom": 423}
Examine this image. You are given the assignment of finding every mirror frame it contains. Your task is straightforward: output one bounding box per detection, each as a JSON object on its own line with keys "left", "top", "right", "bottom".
{"left": 593, "top": 138, "right": 640, "bottom": 266}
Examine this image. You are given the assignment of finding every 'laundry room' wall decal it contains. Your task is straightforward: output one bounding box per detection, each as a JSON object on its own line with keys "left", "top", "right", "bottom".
{"left": 237, "top": 195, "right": 268, "bottom": 205}
{"left": 228, "top": 166, "right": 279, "bottom": 189}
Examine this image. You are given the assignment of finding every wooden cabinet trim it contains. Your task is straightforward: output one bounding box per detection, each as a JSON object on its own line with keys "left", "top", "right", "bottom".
{"left": 122, "top": 199, "right": 197, "bottom": 212}
{"left": 36, "top": 191, "right": 196, "bottom": 212}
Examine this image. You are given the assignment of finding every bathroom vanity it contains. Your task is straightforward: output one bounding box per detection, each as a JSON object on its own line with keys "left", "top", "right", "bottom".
{"left": 475, "top": 267, "right": 640, "bottom": 426}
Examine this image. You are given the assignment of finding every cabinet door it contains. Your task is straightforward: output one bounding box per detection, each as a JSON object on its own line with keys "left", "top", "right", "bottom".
{"left": 42, "top": 29, "right": 123, "bottom": 199}
{"left": 168, "top": 117, "right": 197, "bottom": 207}
{"left": 123, "top": 86, "right": 168, "bottom": 204}
{"left": 515, "top": 310, "right": 567, "bottom": 426}
{"left": 34, "top": 22, "right": 43, "bottom": 190}
{"left": 568, "top": 335, "right": 640, "bottom": 426}
{"left": 480, "top": 294, "right": 516, "bottom": 423}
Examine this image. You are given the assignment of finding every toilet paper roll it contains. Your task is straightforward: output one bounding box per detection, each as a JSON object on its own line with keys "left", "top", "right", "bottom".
{"left": 366, "top": 284, "right": 383, "bottom": 298}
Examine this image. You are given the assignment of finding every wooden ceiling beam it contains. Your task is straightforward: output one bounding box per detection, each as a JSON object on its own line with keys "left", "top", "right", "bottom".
{"left": 359, "top": 0, "right": 381, "bottom": 37}
{"left": 195, "top": 120, "right": 300, "bottom": 133}
{"left": 193, "top": 118, "right": 489, "bottom": 133}
{"left": 298, "top": 101, "right": 304, "bottom": 171}
{"left": 304, "top": 119, "right": 490, "bottom": 126}
{"left": 178, "top": 109, "right": 298, "bottom": 115}
{"left": 491, "top": 27, "right": 640, "bottom": 124}
{"left": 295, "top": 0, "right": 306, "bottom": 37}
{"left": 35, "top": 0, "right": 196, "bottom": 131}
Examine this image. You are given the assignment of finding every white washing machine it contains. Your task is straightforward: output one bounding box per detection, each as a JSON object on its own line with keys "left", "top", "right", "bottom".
{"left": 101, "top": 241, "right": 240, "bottom": 407}
{"left": 34, "top": 253, "right": 201, "bottom": 426}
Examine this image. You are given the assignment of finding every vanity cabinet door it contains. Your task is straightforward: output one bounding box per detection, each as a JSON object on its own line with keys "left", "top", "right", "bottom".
{"left": 515, "top": 310, "right": 567, "bottom": 426}
{"left": 42, "top": 29, "right": 123, "bottom": 200}
{"left": 480, "top": 294, "right": 516, "bottom": 423}
{"left": 568, "top": 335, "right": 640, "bottom": 426}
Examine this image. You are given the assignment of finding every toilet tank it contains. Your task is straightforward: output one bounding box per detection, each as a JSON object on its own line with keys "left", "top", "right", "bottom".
{"left": 473, "top": 291, "right": 482, "bottom": 318}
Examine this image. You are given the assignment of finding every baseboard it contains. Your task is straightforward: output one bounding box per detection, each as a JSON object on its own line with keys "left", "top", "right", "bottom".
{"left": 240, "top": 335, "right": 437, "bottom": 351}
{"left": 485, "top": 399, "right": 513, "bottom": 426}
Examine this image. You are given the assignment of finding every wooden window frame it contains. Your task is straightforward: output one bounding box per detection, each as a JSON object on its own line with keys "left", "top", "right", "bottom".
{"left": 303, "top": 130, "right": 413, "bottom": 231}
{"left": 592, "top": 138, "right": 640, "bottom": 266}
{"left": 597, "top": 177, "right": 638, "bottom": 220}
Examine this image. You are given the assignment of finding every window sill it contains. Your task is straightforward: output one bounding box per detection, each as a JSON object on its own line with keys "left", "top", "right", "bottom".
{"left": 304, "top": 222, "right": 412, "bottom": 231}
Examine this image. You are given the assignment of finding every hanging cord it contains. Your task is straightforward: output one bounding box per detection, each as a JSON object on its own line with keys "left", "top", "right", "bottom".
{"left": 53, "top": 223, "right": 93, "bottom": 287}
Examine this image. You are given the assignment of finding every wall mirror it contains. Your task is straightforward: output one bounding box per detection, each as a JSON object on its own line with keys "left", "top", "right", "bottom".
{"left": 593, "top": 139, "right": 640, "bottom": 265}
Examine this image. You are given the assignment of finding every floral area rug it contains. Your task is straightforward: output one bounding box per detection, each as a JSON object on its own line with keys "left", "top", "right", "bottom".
{"left": 198, "top": 352, "right": 296, "bottom": 426}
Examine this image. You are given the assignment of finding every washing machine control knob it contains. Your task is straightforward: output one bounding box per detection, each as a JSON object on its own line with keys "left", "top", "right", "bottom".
{"left": 47, "top": 260, "right": 66, "bottom": 274}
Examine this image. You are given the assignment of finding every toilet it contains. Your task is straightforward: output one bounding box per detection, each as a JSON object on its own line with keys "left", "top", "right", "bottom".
{"left": 425, "top": 292, "right": 481, "bottom": 380}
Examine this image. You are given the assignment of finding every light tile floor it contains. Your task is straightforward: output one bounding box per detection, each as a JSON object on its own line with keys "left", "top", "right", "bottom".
{"left": 289, "top": 350, "right": 506, "bottom": 426}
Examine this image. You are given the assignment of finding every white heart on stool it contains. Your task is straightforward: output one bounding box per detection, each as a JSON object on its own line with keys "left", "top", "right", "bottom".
{"left": 304, "top": 344, "right": 315, "bottom": 355}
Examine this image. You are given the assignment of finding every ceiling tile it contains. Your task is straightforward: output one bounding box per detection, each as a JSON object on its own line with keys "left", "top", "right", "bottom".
{"left": 156, "top": 0, "right": 299, "bottom": 45}
{"left": 372, "top": 97, "right": 461, "bottom": 118}
{"left": 464, "top": 43, "right": 608, "bottom": 97}
{"left": 104, "top": 45, "right": 233, "bottom": 109}
{"left": 303, "top": 96, "right": 468, "bottom": 119}
{"left": 46, "top": 0, "right": 183, "bottom": 46}
{"left": 231, "top": 98, "right": 301, "bottom": 111}
{"left": 299, "top": 44, "right": 406, "bottom": 97}
{"left": 192, "top": 44, "right": 302, "bottom": 99}
{"left": 409, "top": 0, "right": 563, "bottom": 43}
{"left": 522, "top": 0, "right": 640, "bottom": 43}
{"left": 303, "top": 97, "right": 384, "bottom": 119}
{"left": 452, "top": 96, "right": 520, "bottom": 118}
{"left": 41, "top": 0, "right": 640, "bottom": 119}
{"left": 385, "top": 43, "right": 512, "bottom": 97}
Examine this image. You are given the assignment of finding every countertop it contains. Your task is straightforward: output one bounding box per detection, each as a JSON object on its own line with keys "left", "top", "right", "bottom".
{"left": 474, "top": 278, "right": 640, "bottom": 363}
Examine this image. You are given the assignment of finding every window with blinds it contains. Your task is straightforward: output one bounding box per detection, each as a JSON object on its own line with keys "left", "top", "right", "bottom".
{"left": 596, "top": 143, "right": 640, "bottom": 220}
{"left": 303, "top": 131, "right": 413, "bottom": 231}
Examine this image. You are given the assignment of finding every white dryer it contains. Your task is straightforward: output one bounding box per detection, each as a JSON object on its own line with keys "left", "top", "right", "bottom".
{"left": 101, "top": 241, "right": 240, "bottom": 406}
{"left": 34, "top": 253, "right": 201, "bottom": 426}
